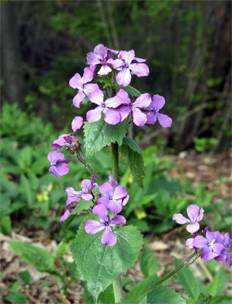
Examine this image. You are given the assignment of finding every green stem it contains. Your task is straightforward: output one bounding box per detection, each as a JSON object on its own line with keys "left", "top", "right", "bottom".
{"left": 111, "top": 142, "right": 119, "bottom": 181}
{"left": 113, "top": 279, "right": 122, "bottom": 304}
{"left": 111, "top": 142, "right": 122, "bottom": 303}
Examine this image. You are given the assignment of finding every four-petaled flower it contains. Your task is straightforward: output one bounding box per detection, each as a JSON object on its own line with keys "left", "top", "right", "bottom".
{"left": 69, "top": 67, "right": 101, "bottom": 108}
{"left": 146, "top": 95, "right": 172, "bottom": 128}
{"left": 48, "top": 150, "right": 69, "bottom": 177}
{"left": 193, "top": 230, "right": 225, "bottom": 261}
{"left": 97, "top": 175, "right": 129, "bottom": 214}
{"left": 87, "top": 44, "right": 113, "bottom": 76}
{"left": 85, "top": 204, "right": 126, "bottom": 247}
{"left": 86, "top": 89, "right": 123, "bottom": 125}
{"left": 52, "top": 133, "right": 77, "bottom": 150}
{"left": 113, "top": 50, "right": 149, "bottom": 87}
{"left": 173, "top": 204, "right": 204, "bottom": 233}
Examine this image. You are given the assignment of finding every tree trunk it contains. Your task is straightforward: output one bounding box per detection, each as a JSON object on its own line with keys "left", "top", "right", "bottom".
{"left": 0, "top": 1, "right": 24, "bottom": 108}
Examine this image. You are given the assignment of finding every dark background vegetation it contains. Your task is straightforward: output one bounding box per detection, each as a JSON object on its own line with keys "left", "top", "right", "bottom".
{"left": 1, "top": 0, "right": 231, "bottom": 151}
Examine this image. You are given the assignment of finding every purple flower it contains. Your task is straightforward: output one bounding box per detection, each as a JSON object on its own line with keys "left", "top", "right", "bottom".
{"left": 216, "top": 233, "right": 232, "bottom": 267}
{"left": 118, "top": 93, "right": 152, "bottom": 126}
{"left": 52, "top": 134, "right": 77, "bottom": 150}
{"left": 60, "top": 209, "right": 72, "bottom": 224}
{"left": 86, "top": 89, "right": 123, "bottom": 125}
{"left": 193, "top": 230, "right": 225, "bottom": 261}
{"left": 48, "top": 150, "right": 69, "bottom": 177}
{"left": 71, "top": 116, "right": 83, "bottom": 132}
{"left": 61, "top": 176, "right": 97, "bottom": 223}
{"left": 69, "top": 67, "right": 101, "bottom": 108}
{"left": 85, "top": 204, "right": 126, "bottom": 247}
{"left": 87, "top": 44, "right": 113, "bottom": 76}
{"left": 173, "top": 204, "right": 204, "bottom": 233}
{"left": 146, "top": 95, "right": 172, "bottom": 128}
{"left": 65, "top": 187, "right": 82, "bottom": 207}
{"left": 97, "top": 175, "right": 129, "bottom": 214}
{"left": 112, "top": 50, "right": 149, "bottom": 87}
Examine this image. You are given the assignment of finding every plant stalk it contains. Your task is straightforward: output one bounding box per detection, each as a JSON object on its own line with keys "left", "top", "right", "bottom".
{"left": 111, "top": 142, "right": 122, "bottom": 303}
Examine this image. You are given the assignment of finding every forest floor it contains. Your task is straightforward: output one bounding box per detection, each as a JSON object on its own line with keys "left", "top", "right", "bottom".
{"left": 1, "top": 151, "right": 231, "bottom": 304}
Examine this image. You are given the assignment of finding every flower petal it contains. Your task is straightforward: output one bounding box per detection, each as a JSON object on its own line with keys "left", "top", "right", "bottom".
{"left": 73, "top": 91, "right": 85, "bottom": 108}
{"left": 113, "top": 185, "right": 127, "bottom": 200}
{"left": 86, "top": 52, "right": 101, "bottom": 66}
{"left": 186, "top": 238, "right": 194, "bottom": 249}
{"left": 69, "top": 73, "right": 82, "bottom": 89}
{"left": 193, "top": 235, "right": 208, "bottom": 248}
{"left": 71, "top": 116, "right": 83, "bottom": 132}
{"left": 92, "top": 204, "right": 108, "bottom": 220}
{"left": 172, "top": 213, "right": 189, "bottom": 224}
{"left": 187, "top": 204, "right": 203, "bottom": 223}
{"left": 94, "top": 44, "right": 107, "bottom": 58}
{"left": 130, "top": 63, "right": 149, "bottom": 77}
{"left": 151, "top": 95, "right": 165, "bottom": 110}
{"left": 118, "top": 105, "right": 131, "bottom": 121}
{"left": 85, "top": 220, "right": 104, "bottom": 234}
{"left": 119, "top": 50, "right": 135, "bottom": 64}
{"left": 110, "top": 215, "right": 126, "bottom": 226}
{"left": 86, "top": 107, "right": 102, "bottom": 123}
{"left": 48, "top": 150, "right": 65, "bottom": 164}
{"left": 132, "top": 108, "right": 147, "bottom": 126}
{"left": 108, "top": 199, "right": 122, "bottom": 214}
{"left": 133, "top": 93, "right": 152, "bottom": 108}
{"left": 103, "top": 108, "right": 121, "bottom": 125}
{"left": 60, "top": 209, "right": 71, "bottom": 223}
{"left": 157, "top": 113, "right": 172, "bottom": 128}
{"left": 82, "top": 67, "right": 94, "bottom": 83}
{"left": 186, "top": 223, "right": 200, "bottom": 233}
{"left": 116, "top": 68, "right": 131, "bottom": 87}
{"left": 98, "top": 65, "right": 112, "bottom": 75}
{"left": 49, "top": 162, "right": 69, "bottom": 177}
{"left": 146, "top": 112, "right": 157, "bottom": 125}
{"left": 101, "top": 227, "right": 117, "bottom": 247}
{"left": 84, "top": 83, "right": 103, "bottom": 105}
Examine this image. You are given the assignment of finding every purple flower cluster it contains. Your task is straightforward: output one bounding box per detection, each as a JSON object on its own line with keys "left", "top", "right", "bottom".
{"left": 173, "top": 204, "right": 231, "bottom": 267}
{"left": 60, "top": 175, "right": 128, "bottom": 247}
{"left": 60, "top": 176, "right": 97, "bottom": 223}
{"left": 68, "top": 43, "right": 172, "bottom": 127}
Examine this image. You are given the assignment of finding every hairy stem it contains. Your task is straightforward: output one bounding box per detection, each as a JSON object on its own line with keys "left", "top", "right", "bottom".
{"left": 111, "top": 142, "right": 122, "bottom": 302}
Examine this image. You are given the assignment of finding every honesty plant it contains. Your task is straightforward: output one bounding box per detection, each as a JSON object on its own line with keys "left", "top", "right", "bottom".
{"left": 48, "top": 44, "right": 231, "bottom": 303}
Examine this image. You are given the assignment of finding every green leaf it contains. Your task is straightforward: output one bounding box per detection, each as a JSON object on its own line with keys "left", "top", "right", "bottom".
{"left": 84, "top": 119, "right": 128, "bottom": 157}
{"left": 175, "top": 260, "right": 201, "bottom": 300}
{"left": 207, "top": 269, "right": 229, "bottom": 296}
{"left": 122, "top": 138, "right": 144, "bottom": 187}
{"left": 9, "top": 240, "right": 55, "bottom": 273}
{"left": 146, "top": 286, "right": 186, "bottom": 304}
{"left": 140, "top": 247, "right": 158, "bottom": 277}
{"left": 4, "top": 292, "right": 27, "bottom": 304}
{"left": 0, "top": 215, "right": 12, "bottom": 235}
{"left": 125, "top": 85, "right": 141, "bottom": 97}
{"left": 71, "top": 222, "right": 143, "bottom": 299}
{"left": 19, "top": 270, "right": 32, "bottom": 285}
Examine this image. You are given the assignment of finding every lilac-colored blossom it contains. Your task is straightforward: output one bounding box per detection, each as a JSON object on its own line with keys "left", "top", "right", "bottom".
{"left": 69, "top": 67, "right": 101, "bottom": 108}
{"left": 48, "top": 150, "right": 69, "bottom": 177}
{"left": 85, "top": 204, "right": 126, "bottom": 247}
{"left": 193, "top": 230, "right": 225, "bottom": 261}
{"left": 216, "top": 232, "right": 232, "bottom": 267}
{"left": 172, "top": 204, "right": 204, "bottom": 233}
{"left": 97, "top": 175, "right": 129, "bottom": 214}
{"left": 86, "top": 89, "right": 123, "bottom": 125}
{"left": 71, "top": 116, "right": 83, "bottom": 132}
{"left": 60, "top": 177, "right": 97, "bottom": 223}
{"left": 146, "top": 95, "right": 172, "bottom": 128}
{"left": 112, "top": 50, "right": 149, "bottom": 87}
{"left": 117, "top": 93, "right": 152, "bottom": 126}
{"left": 87, "top": 44, "right": 113, "bottom": 76}
{"left": 52, "top": 134, "right": 77, "bottom": 150}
